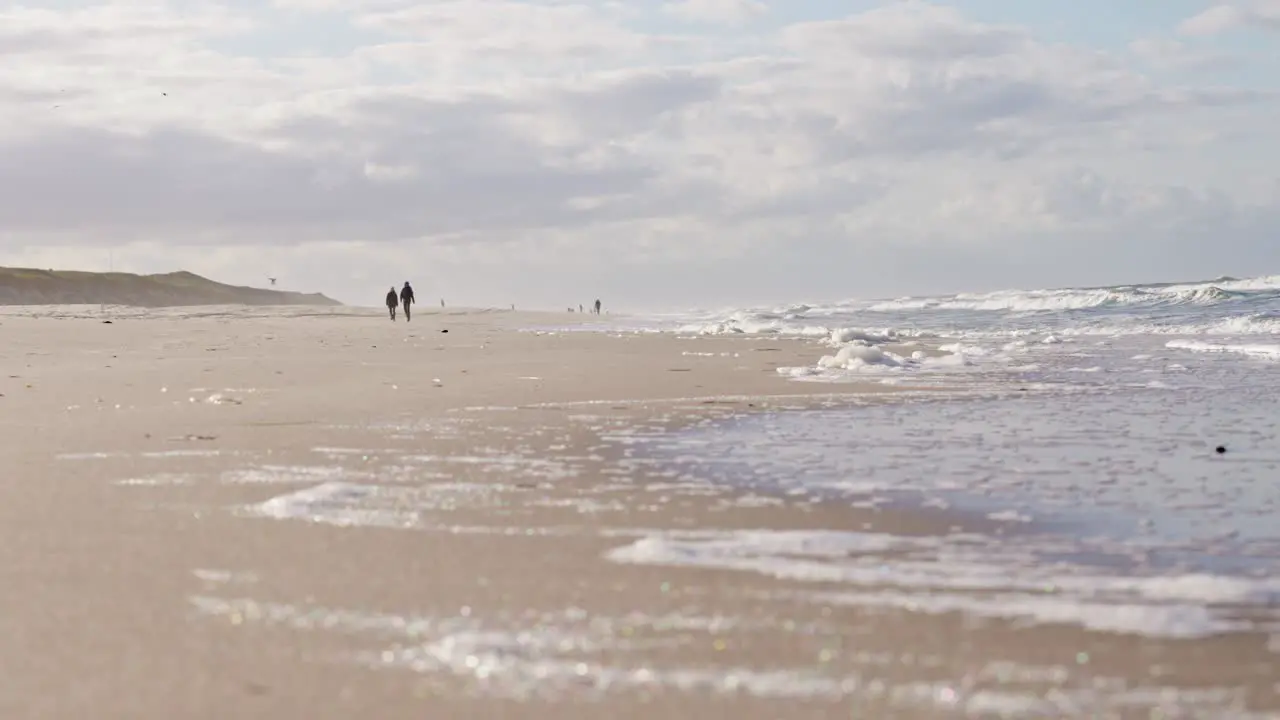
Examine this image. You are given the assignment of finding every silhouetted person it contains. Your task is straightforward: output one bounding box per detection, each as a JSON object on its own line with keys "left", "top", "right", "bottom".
{"left": 400, "top": 281, "right": 415, "bottom": 321}
{"left": 594, "top": 299, "right": 601, "bottom": 314}
{"left": 385, "top": 287, "right": 398, "bottom": 320}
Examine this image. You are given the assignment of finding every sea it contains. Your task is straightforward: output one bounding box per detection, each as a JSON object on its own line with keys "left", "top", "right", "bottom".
{"left": 590, "top": 274, "right": 1280, "bottom": 643}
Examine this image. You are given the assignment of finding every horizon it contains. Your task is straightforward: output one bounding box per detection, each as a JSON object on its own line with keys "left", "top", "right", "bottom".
{"left": 3, "top": 263, "right": 1273, "bottom": 314}
{"left": 1, "top": 1, "right": 1277, "bottom": 309}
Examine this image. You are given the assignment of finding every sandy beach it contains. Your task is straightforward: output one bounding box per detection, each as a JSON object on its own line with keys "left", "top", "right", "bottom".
{"left": 1, "top": 306, "right": 1275, "bottom": 719}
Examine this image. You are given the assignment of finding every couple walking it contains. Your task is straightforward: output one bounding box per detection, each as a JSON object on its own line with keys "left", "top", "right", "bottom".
{"left": 386, "top": 281, "right": 415, "bottom": 321}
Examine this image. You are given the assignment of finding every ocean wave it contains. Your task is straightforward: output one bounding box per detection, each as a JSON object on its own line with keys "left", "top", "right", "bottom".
{"left": 591, "top": 272, "right": 1280, "bottom": 386}
{"left": 674, "top": 313, "right": 931, "bottom": 341}
{"left": 1057, "top": 312, "right": 1280, "bottom": 338}
{"left": 866, "top": 280, "right": 1266, "bottom": 315}
{"left": 623, "top": 272, "right": 1280, "bottom": 344}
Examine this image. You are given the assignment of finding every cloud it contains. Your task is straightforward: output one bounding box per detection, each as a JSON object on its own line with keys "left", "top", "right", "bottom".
{"left": 662, "top": 0, "right": 767, "bottom": 26}
{"left": 0, "top": 99, "right": 654, "bottom": 242}
{"left": 0, "top": 0, "right": 1276, "bottom": 307}
{"left": 1128, "top": 38, "right": 1238, "bottom": 73}
{"left": 354, "top": 1, "right": 650, "bottom": 58}
{"left": 1179, "top": 1, "right": 1280, "bottom": 35}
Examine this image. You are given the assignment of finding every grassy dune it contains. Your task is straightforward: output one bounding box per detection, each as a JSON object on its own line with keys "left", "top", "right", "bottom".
{"left": 0, "top": 268, "right": 340, "bottom": 307}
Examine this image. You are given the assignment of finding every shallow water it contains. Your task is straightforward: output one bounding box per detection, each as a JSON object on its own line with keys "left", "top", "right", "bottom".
{"left": 662, "top": 379, "right": 1280, "bottom": 561}
{"left": 620, "top": 378, "right": 1280, "bottom": 634}
{"left": 92, "top": 382, "right": 1280, "bottom": 716}
{"left": 601, "top": 284, "right": 1280, "bottom": 646}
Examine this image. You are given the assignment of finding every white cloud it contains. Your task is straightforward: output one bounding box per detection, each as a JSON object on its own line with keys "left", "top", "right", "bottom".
{"left": 1128, "top": 38, "right": 1237, "bottom": 72}
{"left": 663, "top": 0, "right": 766, "bottom": 26}
{"left": 0, "top": 0, "right": 1276, "bottom": 308}
{"left": 354, "top": 1, "right": 650, "bottom": 58}
{"left": 1179, "top": 1, "right": 1280, "bottom": 35}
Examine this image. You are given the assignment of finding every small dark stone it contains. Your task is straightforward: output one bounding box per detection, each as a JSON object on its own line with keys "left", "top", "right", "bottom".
{"left": 441, "top": 329, "right": 448, "bottom": 333}
{"left": 1216, "top": 446, "right": 1226, "bottom": 454}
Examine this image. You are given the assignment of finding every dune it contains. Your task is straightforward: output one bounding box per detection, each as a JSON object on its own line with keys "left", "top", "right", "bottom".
{"left": 0, "top": 267, "right": 339, "bottom": 307}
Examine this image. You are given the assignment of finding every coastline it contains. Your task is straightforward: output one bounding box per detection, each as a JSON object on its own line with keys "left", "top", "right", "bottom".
{"left": 1, "top": 307, "right": 1275, "bottom": 718}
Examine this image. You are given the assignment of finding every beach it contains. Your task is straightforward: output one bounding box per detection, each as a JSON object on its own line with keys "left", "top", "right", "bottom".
{"left": 1, "top": 304, "right": 1277, "bottom": 719}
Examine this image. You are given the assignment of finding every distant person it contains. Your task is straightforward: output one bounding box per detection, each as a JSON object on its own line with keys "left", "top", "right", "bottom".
{"left": 385, "top": 287, "right": 398, "bottom": 320}
{"left": 594, "top": 299, "right": 601, "bottom": 314}
{"left": 400, "top": 281, "right": 415, "bottom": 321}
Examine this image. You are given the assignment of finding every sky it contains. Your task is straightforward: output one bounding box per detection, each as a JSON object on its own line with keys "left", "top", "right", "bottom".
{"left": 1, "top": 0, "right": 1278, "bottom": 310}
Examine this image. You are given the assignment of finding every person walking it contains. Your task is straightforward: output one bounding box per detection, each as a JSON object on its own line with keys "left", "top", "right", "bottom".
{"left": 400, "top": 281, "right": 416, "bottom": 322}
{"left": 385, "top": 287, "right": 398, "bottom": 320}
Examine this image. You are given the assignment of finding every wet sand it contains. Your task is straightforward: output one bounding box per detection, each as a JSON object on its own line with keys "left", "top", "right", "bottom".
{"left": 0, "top": 307, "right": 1275, "bottom": 719}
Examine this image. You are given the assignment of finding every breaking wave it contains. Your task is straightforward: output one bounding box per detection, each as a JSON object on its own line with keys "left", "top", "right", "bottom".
{"left": 658, "top": 274, "right": 1280, "bottom": 340}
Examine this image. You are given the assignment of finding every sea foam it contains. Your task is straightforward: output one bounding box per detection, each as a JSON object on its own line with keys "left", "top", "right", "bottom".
{"left": 589, "top": 273, "right": 1280, "bottom": 386}
{"left": 1166, "top": 339, "right": 1280, "bottom": 360}
{"left": 605, "top": 529, "right": 1280, "bottom": 639}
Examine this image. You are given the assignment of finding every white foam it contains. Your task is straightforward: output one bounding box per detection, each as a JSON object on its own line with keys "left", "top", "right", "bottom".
{"left": 115, "top": 473, "right": 194, "bottom": 486}
{"left": 819, "top": 342, "right": 907, "bottom": 370}
{"left": 192, "top": 569, "right": 257, "bottom": 585}
{"left": 986, "top": 509, "right": 1032, "bottom": 523}
{"left": 604, "top": 529, "right": 1280, "bottom": 639}
{"left": 608, "top": 530, "right": 909, "bottom": 569}
{"left": 824, "top": 589, "right": 1224, "bottom": 638}
{"left": 1166, "top": 339, "right": 1280, "bottom": 360}
{"left": 241, "top": 478, "right": 576, "bottom": 531}
{"left": 829, "top": 328, "right": 898, "bottom": 344}
{"left": 243, "top": 482, "right": 420, "bottom": 529}
{"left": 202, "top": 393, "right": 243, "bottom": 405}
{"left": 776, "top": 339, "right": 969, "bottom": 380}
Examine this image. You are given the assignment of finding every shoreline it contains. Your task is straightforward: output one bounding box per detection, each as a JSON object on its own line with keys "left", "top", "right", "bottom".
{"left": 2, "top": 308, "right": 1276, "bottom": 718}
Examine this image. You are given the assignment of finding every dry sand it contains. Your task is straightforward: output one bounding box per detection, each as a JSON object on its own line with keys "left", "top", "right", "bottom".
{"left": 0, "top": 306, "right": 1275, "bottom": 719}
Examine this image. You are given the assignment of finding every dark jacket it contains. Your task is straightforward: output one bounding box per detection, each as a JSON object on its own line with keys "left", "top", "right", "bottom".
{"left": 400, "top": 285, "right": 415, "bottom": 304}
